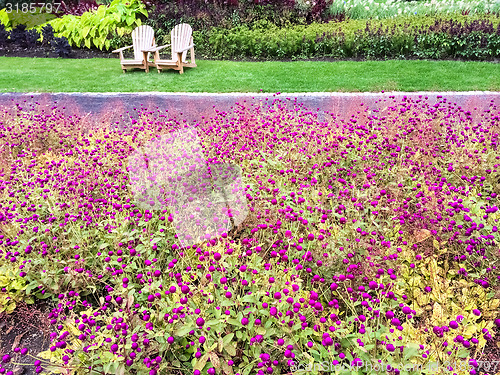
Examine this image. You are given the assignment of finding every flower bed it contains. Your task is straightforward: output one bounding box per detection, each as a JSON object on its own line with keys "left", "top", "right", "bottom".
{"left": 197, "top": 14, "right": 500, "bottom": 60}
{"left": 0, "top": 96, "right": 499, "bottom": 375}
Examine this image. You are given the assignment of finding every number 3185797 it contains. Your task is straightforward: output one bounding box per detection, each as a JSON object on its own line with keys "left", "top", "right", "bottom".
{"left": 5, "top": 2, "right": 62, "bottom": 13}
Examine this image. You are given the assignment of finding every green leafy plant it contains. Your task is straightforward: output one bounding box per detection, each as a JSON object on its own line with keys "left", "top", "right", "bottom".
{"left": 46, "top": 0, "right": 147, "bottom": 50}
{"left": 196, "top": 14, "right": 500, "bottom": 60}
{"left": 0, "top": 263, "right": 34, "bottom": 315}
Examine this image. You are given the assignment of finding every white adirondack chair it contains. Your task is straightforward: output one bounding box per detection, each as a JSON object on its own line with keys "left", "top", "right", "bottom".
{"left": 112, "top": 25, "right": 156, "bottom": 73}
{"left": 144, "top": 23, "right": 196, "bottom": 74}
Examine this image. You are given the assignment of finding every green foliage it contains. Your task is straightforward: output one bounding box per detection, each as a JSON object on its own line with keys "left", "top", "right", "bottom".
{"left": 0, "top": 263, "right": 33, "bottom": 315}
{"left": 195, "top": 14, "right": 500, "bottom": 60}
{"left": 329, "top": 0, "right": 500, "bottom": 20}
{"left": 1, "top": 97, "right": 499, "bottom": 374}
{"left": 0, "top": 9, "right": 12, "bottom": 29}
{"left": 45, "top": 0, "right": 147, "bottom": 50}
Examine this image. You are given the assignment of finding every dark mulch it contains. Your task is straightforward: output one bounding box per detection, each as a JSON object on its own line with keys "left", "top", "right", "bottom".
{"left": 0, "top": 301, "right": 52, "bottom": 375}
{"left": 0, "top": 42, "right": 114, "bottom": 59}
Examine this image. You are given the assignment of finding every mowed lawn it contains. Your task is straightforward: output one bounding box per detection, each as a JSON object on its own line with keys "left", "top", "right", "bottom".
{"left": 0, "top": 56, "right": 499, "bottom": 92}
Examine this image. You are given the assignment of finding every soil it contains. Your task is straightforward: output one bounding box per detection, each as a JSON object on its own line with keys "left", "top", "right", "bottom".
{"left": 0, "top": 42, "right": 114, "bottom": 59}
{"left": 0, "top": 301, "right": 52, "bottom": 375}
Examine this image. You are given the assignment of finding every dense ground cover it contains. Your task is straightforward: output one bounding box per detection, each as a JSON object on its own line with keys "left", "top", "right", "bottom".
{"left": 328, "top": 0, "right": 500, "bottom": 20}
{"left": 1, "top": 57, "right": 500, "bottom": 92}
{"left": 0, "top": 96, "right": 499, "bottom": 375}
{"left": 198, "top": 14, "right": 500, "bottom": 60}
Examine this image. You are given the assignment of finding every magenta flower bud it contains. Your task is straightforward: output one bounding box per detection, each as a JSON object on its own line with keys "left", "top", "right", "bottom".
{"left": 196, "top": 317, "right": 205, "bottom": 326}
{"left": 241, "top": 317, "right": 249, "bottom": 325}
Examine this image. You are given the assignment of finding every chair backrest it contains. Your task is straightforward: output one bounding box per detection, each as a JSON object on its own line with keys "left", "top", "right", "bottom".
{"left": 170, "top": 23, "right": 193, "bottom": 63}
{"left": 132, "top": 25, "right": 155, "bottom": 61}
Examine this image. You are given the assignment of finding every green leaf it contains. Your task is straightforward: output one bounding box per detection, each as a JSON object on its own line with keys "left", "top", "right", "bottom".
{"left": 126, "top": 15, "right": 135, "bottom": 26}
{"left": 224, "top": 343, "right": 237, "bottom": 356}
{"left": 241, "top": 364, "right": 252, "bottom": 375}
{"left": 403, "top": 343, "right": 420, "bottom": 361}
{"left": 116, "top": 364, "right": 125, "bottom": 375}
{"left": 222, "top": 333, "right": 234, "bottom": 346}
{"left": 175, "top": 324, "right": 193, "bottom": 337}
{"left": 255, "top": 326, "right": 266, "bottom": 335}
{"left": 205, "top": 319, "right": 221, "bottom": 327}
{"left": 194, "top": 353, "right": 209, "bottom": 371}
{"left": 240, "top": 295, "right": 258, "bottom": 304}
{"left": 227, "top": 318, "right": 241, "bottom": 327}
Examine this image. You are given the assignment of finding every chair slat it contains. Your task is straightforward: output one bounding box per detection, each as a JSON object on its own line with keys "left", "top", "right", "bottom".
{"left": 154, "top": 23, "right": 196, "bottom": 74}
{"left": 132, "top": 25, "right": 155, "bottom": 61}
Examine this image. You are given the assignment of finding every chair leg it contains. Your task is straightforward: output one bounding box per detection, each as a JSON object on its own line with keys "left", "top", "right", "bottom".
{"left": 122, "top": 68, "right": 126, "bottom": 73}
{"left": 177, "top": 52, "right": 184, "bottom": 74}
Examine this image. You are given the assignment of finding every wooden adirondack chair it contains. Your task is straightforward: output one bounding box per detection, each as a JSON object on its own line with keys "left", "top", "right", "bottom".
{"left": 144, "top": 24, "right": 196, "bottom": 74}
{"left": 112, "top": 25, "right": 156, "bottom": 73}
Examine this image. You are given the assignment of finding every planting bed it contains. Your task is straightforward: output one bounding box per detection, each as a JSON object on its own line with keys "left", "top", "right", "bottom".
{"left": 0, "top": 94, "right": 499, "bottom": 375}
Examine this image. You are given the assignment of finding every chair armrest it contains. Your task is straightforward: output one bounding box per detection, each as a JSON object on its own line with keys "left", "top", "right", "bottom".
{"left": 112, "top": 45, "right": 133, "bottom": 53}
{"left": 143, "top": 44, "right": 171, "bottom": 53}
{"left": 175, "top": 44, "right": 194, "bottom": 53}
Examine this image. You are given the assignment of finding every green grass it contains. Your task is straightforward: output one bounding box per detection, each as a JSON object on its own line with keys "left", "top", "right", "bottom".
{"left": 1, "top": 57, "right": 499, "bottom": 92}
